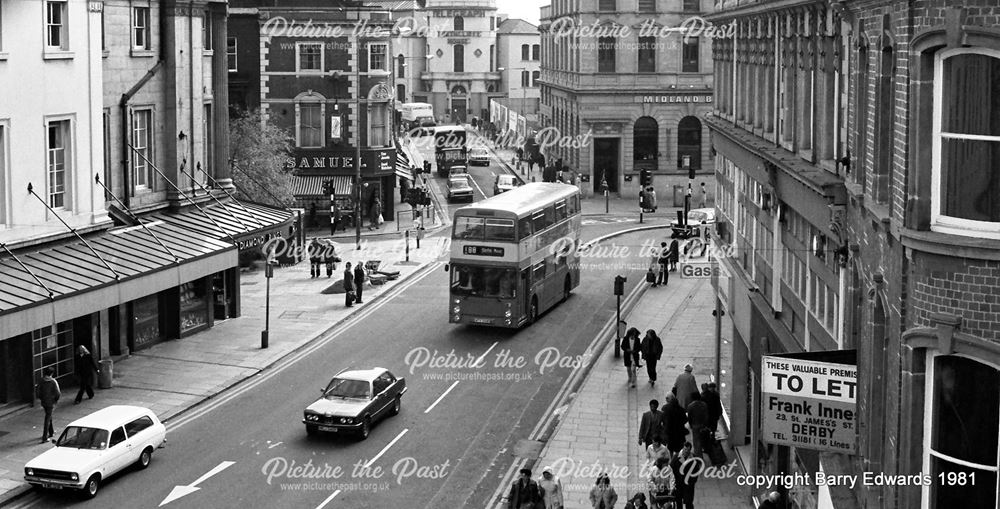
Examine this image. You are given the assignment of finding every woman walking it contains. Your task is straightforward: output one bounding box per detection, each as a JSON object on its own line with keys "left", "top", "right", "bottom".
{"left": 538, "top": 466, "right": 564, "bottom": 509}
{"left": 74, "top": 346, "right": 99, "bottom": 403}
{"left": 621, "top": 328, "right": 642, "bottom": 388}
{"left": 589, "top": 474, "right": 618, "bottom": 509}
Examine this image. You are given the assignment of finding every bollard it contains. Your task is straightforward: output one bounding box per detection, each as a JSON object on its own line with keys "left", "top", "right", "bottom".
{"left": 405, "top": 230, "right": 410, "bottom": 262}
{"left": 639, "top": 211, "right": 643, "bottom": 224}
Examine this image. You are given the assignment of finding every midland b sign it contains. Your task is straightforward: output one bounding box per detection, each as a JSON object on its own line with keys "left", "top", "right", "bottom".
{"left": 761, "top": 353, "right": 858, "bottom": 454}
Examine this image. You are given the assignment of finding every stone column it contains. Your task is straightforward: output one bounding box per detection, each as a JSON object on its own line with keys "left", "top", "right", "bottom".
{"left": 211, "top": 2, "right": 234, "bottom": 189}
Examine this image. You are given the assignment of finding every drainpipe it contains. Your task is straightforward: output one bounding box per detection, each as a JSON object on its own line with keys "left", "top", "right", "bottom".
{"left": 118, "top": 1, "right": 168, "bottom": 208}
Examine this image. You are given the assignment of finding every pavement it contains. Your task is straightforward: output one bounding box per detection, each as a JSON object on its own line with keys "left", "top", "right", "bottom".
{"left": 521, "top": 274, "right": 754, "bottom": 508}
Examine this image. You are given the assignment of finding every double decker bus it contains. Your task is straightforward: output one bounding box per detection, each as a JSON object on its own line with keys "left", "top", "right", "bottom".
{"left": 448, "top": 183, "right": 582, "bottom": 327}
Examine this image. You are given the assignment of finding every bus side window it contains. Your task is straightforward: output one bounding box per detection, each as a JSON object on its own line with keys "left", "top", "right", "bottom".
{"left": 567, "top": 195, "right": 578, "bottom": 215}
{"left": 532, "top": 212, "right": 546, "bottom": 234}
{"left": 533, "top": 261, "right": 546, "bottom": 282}
{"left": 555, "top": 200, "right": 567, "bottom": 221}
{"left": 518, "top": 217, "right": 533, "bottom": 240}
{"left": 544, "top": 205, "right": 556, "bottom": 227}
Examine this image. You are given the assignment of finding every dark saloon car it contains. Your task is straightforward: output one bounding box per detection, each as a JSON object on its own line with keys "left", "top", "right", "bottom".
{"left": 303, "top": 368, "right": 407, "bottom": 439}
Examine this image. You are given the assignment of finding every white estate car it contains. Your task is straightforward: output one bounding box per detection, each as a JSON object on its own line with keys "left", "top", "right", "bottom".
{"left": 24, "top": 405, "right": 166, "bottom": 498}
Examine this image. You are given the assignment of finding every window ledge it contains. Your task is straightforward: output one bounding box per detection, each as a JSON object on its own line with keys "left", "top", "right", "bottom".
{"left": 863, "top": 199, "right": 891, "bottom": 228}
{"left": 131, "top": 48, "right": 156, "bottom": 58}
{"left": 102, "top": 50, "right": 110, "bottom": 58}
{"left": 0, "top": 52, "right": 8, "bottom": 61}
{"left": 900, "top": 227, "right": 1000, "bottom": 261}
{"left": 43, "top": 50, "right": 75, "bottom": 60}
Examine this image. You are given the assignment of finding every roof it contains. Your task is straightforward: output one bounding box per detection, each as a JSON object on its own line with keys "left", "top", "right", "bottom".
{"left": 70, "top": 406, "right": 155, "bottom": 429}
{"left": 498, "top": 18, "right": 538, "bottom": 35}
{"left": 336, "top": 367, "right": 388, "bottom": 383}
{"left": 457, "top": 183, "right": 579, "bottom": 217}
{"left": 146, "top": 200, "right": 295, "bottom": 242}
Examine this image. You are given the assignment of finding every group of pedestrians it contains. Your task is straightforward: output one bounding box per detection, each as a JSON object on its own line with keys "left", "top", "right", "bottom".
{"left": 506, "top": 466, "right": 565, "bottom": 509}
{"left": 342, "top": 261, "right": 368, "bottom": 307}
{"left": 36, "top": 346, "right": 101, "bottom": 443}
{"left": 648, "top": 240, "right": 679, "bottom": 288}
{"left": 308, "top": 238, "right": 341, "bottom": 279}
{"left": 620, "top": 328, "right": 663, "bottom": 388}
{"left": 628, "top": 360, "right": 723, "bottom": 509}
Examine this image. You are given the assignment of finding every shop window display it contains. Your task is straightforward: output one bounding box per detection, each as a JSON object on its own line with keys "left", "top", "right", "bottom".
{"left": 132, "top": 294, "right": 162, "bottom": 349}
{"left": 179, "top": 281, "right": 209, "bottom": 333}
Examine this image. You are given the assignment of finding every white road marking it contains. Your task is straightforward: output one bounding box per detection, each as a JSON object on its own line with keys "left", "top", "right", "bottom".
{"left": 159, "top": 461, "right": 236, "bottom": 506}
{"left": 268, "top": 441, "right": 282, "bottom": 449}
{"left": 363, "top": 428, "right": 409, "bottom": 469}
{"left": 473, "top": 341, "right": 499, "bottom": 368}
{"left": 467, "top": 172, "right": 489, "bottom": 200}
{"left": 424, "top": 380, "right": 460, "bottom": 414}
{"left": 315, "top": 490, "right": 341, "bottom": 509}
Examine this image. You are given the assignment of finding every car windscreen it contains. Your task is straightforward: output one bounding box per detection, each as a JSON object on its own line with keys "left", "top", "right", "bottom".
{"left": 56, "top": 426, "right": 110, "bottom": 450}
{"left": 324, "top": 378, "right": 371, "bottom": 400}
{"left": 451, "top": 265, "right": 517, "bottom": 298}
{"left": 689, "top": 211, "right": 710, "bottom": 223}
{"left": 498, "top": 176, "right": 515, "bottom": 186}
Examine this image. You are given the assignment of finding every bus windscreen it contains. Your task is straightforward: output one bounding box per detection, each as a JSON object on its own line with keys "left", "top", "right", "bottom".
{"left": 451, "top": 265, "right": 517, "bottom": 298}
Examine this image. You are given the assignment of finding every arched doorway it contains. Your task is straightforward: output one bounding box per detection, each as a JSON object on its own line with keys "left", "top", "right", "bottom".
{"left": 677, "top": 116, "right": 702, "bottom": 170}
{"left": 633, "top": 116, "right": 658, "bottom": 170}
{"left": 450, "top": 85, "right": 467, "bottom": 124}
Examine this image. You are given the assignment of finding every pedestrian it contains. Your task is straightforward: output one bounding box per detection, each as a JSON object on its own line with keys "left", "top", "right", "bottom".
{"left": 760, "top": 491, "right": 782, "bottom": 509}
{"left": 648, "top": 245, "right": 661, "bottom": 288}
{"left": 662, "top": 393, "right": 689, "bottom": 454}
{"left": 671, "top": 443, "right": 699, "bottom": 509}
{"left": 645, "top": 436, "right": 670, "bottom": 466}
{"left": 73, "top": 345, "right": 98, "bottom": 404}
{"left": 623, "top": 492, "right": 648, "bottom": 509}
{"left": 588, "top": 473, "right": 618, "bottom": 509}
{"left": 686, "top": 392, "right": 709, "bottom": 458}
{"left": 646, "top": 186, "right": 657, "bottom": 211}
{"left": 640, "top": 330, "right": 663, "bottom": 386}
{"left": 638, "top": 399, "right": 663, "bottom": 450}
{"left": 507, "top": 468, "right": 543, "bottom": 509}
{"left": 673, "top": 364, "right": 699, "bottom": 409}
{"left": 309, "top": 203, "right": 317, "bottom": 228}
{"left": 539, "top": 466, "right": 565, "bottom": 509}
{"left": 668, "top": 239, "right": 680, "bottom": 271}
{"left": 309, "top": 238, "right": 322, "bottom": 278}
{"left": 700, "top": 182, "right": 707, "bottom": 209}
{"left": 647, "top": 456, "right": 675, "bottom": 507}
{"left": 369, "top": 197, "right": 382, "bottom": 231}
{"left": 36, "top": 367, "right": 60, "bottom": 442}
{"left": 343, "top": 262, "right": 355, "bottom": 307}
{"left": 353, "top": 261, "right": 366, "bottom": 304}
{"left": 702, "top": 383, "right": 723, "bottom": 433}
{"left": 323, "top": 241, "right": 337, "bottom": 278}
{"left": 621, "top": 327, "right": 641, "bottom": 387}
{"left": 331, "top": 201, "right": 342, "bottom": 235}
{"left": 656, "top": 242, "right": 670, "bottom": 286}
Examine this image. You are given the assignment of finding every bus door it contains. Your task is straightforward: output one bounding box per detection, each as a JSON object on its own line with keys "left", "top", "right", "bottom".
{"left": 520, "top": 268, "right": 531, "bottom": 319}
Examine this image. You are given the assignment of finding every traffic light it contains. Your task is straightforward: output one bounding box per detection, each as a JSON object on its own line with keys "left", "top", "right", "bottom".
{"left": 322, "top": 180, "right": 334, "bottom": 196}
{"left": 688, "top": 167, "right": 696, "bottom": 180}
{"left": 613, "top": 275, "right": 627, "bottom": 296}
{"left": 639, "top": 169, "right": 651, "bottom": 187}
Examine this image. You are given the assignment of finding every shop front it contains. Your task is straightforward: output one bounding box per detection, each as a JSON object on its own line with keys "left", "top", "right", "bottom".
{"left": 285, "top": 147, "right": 398, "bottom": 225}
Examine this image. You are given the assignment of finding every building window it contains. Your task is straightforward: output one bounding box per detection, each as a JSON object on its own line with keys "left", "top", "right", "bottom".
{"left": 490, "top": 16, "right": 495, "bottom": 31}
{"left": 396, "top": 84, "right": 405, "bottom": 102}
{"left": 202, "top": 10, "right": 212, "bottom": 51}
{"left": 132, "top": 6, "right": 150, "bottom": 50}
{"left": 397, "top": 54, "right": 405, "bottom": 77}
{"left": 453, "top": 16, "right": 464, "bottom": 31}
{"left": 683, "top": 0, "right": 699, "bottom": 11}
{"left": 368, "top": 43, "right": 387, "bottom": 72}
{"left": 638, "top": 0, "right": 655, "bottom": 12}
{"left": 925, "top": 355, "right": 999, "bottom": 508}
{"left": 521, "top": 70, "right": 530, "bottom": 87}
{"left": 522, "top": 44, "right": 530, "bottom": 61}
{"left": 678, "top": 116, "right": 702, "bottom": 170}
{"left": 46, "top": 0, "right": 68, "bottom": 50}
{"left": 598, "top": 0, "right": 615, "bottom": 11}
{"left": 855, "top": 44, "right": 868, "bottom": 189}
{"left": 532, "top": 70, "right": 540, "bottom": 87}
{"left": 453, "top": 44, "right": 464, "bottom": 72}
{"left": 489, "top": 44, "right": 494, "bottom": 71}
{"left": 202, "top": 104, "right": 212, "bottom": 177}
{"left": 31, "top": 323, "right": 75, "bottom": 385}
{"left": 932, "top": 48, "right": 1000, "bottom": 235}
{"left": 131, "top": 109, "right": 153, "bottom": 189}
{"left": 369, "top": 102, "right": 388, "bottom": 147}
{"left": 0, "top": 124, "right": 6, "bottom": 224}
{"left": 297, "top": 102, "right": 323, "bottom": 148}
{"left": 598, "top": 37, "right": 615, "bottom": 73}
{"left": 682, "top": 37, "right": 699, "bottom": 73}
{"left": 46, "top": 119, "right": 71, "bottom": 208}
{"left": 873, "top": 46, "right": 894, "bottom": 203}
{"left": 633, "top": 116, "right": 658, "bottom": 165}
{"left": 638, "top": 36, "right": 656, "bottom": 73}
{"left": 298, "top": 42, "right": 323, "bottom": 72}
{"left": 532, "top": 44, "right": 540, "bottom": 61}
{"left": 102, "top": 111, "right": 111, "bottom": 200}
{"left": 227, "top": 37, "right": 237, "bottom": 72}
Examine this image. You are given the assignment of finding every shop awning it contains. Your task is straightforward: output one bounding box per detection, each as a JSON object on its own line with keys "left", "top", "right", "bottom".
{"left": 396, "top": 147, "right": 414, "bottom": 181}
{"left": 146, "top": 200, "right": 296, "bottom": 254}
{"left": 291, "top": 175, "right": 354, "bottom": 197}
{"left": 0, "top": 223, "right": 236, "bottom": 340}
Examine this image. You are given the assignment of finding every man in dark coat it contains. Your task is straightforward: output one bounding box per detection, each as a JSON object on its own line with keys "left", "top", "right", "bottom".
{"left": 507, "top": 468, "right": 542, "bottom": 509}
{"left": 323, "top": 242, "right": 337, "bottom": 278}
{"left": 343, "top": 262, "right": 355, "bottom": 307}
{"left": 353, "top": 262, "right": 366, "bottom": 303}
{"left": 668, "top": 239, "right": 680, "bottom": 271}
{"left": 671, "top": 443, "right": 699, "bottom": 509}
{"left": 309, "top": 239, "right": 322, "bottom": 278}
{"left": 74, "top": 346, "right": 99, "bottom": 403}
{"left": 638, "top": 399, "right": 663, "bottom": 449}
{"left": 331, "top": 202, "right": 342, "bottom": 235}
{"left": 656, "top": 242, "right": 670, "bottom": 286}
{"left": 686, "top": 392, "right": 709, "bottom": 458}
{"left": 640, "top": 330, "right": 663, "bottom": 386}
{"left": 662, "top": 393, "right": 688, "bottom": 454}
{"left": 702, "top": 382, "right": 723, "bottom": 432}
{"left": 36, "top": 367, "right": 61, "bottom": 442}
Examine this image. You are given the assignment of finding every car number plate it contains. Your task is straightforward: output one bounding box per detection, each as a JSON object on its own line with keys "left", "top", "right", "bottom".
{"left": 473, "top": 318, "right": 492, "bottom": 324}
{"left": 318, "top": 426, "right": 338, "bottom": 432}
{"left": 42, "top": 483, "right": 63, "bottom": 489}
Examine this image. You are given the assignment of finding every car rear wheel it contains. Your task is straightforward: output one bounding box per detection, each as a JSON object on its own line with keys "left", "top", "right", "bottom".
{"left": 137, "top": 447, "right": 153, "bottom": 469}
{"left": 359, "top": 417, "right": 372, "bottom": 440}
{"left": 83, "top": 474, "right": 100, "bottom": 499}
{"left": 390, "top": 396, "right": 401, "bottom": 416}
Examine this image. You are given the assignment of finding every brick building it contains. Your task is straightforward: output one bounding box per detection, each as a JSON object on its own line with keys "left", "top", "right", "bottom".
{"left": 706, "top": 0, "right": 1000, "bottom": 508}
{"left": 538, "top": 0, "right": 715, "bottom": 199}
{"left": 228, "top": 0, "right": 401, "bottom": 222}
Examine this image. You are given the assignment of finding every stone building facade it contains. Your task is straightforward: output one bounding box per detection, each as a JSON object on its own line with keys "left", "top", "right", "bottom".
{"left": 538, "top": 0, "right": 715, "bottom": 199}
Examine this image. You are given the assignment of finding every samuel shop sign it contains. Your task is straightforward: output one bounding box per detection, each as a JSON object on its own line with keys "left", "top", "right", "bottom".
{"left": 283, "top": 149, "right": 395, "bottom": 176}
{"left": 761, "top": 353, "right": 858, "bottom": 454}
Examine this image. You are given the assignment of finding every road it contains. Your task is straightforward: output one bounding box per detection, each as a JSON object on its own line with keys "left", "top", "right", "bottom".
{"left": 14, "top": 224, "right": 667, "bottom": 509}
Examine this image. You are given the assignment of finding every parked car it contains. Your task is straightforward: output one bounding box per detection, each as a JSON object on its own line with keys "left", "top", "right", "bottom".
{"left": 493, "top": 174, "right": 519, "bottom": 195}
{"left": 24, "top": 405, "right": 167, "bottom": 499}
{"left": 670, "top": 207, "right": 716, "bottom": 239}
{"left": 468, "top": 147, "right": 490, "bottom": 166}
{"left": 447, "top": 174, "right": 475, "bottom": 203}
{"left": 303, "top": 368, "right": 407, "bottom": 439}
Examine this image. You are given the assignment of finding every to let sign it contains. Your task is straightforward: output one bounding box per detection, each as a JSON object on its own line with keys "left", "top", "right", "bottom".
{"left": 761, "top": 356, "right": 858, "bottom": 454}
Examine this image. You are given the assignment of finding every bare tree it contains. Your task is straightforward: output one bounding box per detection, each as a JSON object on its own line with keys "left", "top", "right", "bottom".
{"left": 229, "top": 108, "right": 294, "bottom": 207}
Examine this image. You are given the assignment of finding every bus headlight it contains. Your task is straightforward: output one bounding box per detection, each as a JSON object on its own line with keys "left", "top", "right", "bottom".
{"left": 454, "top": 299, "right": 460, "bottom": 304}
{"left": 453, "top": 306, "right": 461, "bottom": 314}
{"left": 504, "top": 310, "right": 512, "bottom": 317}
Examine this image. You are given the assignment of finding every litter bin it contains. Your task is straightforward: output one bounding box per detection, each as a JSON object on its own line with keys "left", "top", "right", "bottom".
{"left": 98, "top": 359, "right": 113, "bottom": 389}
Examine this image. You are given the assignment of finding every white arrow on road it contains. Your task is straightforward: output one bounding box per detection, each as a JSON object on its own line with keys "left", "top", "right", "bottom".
{"left": 159, "top": 461, "right": 236, "bottom": 506}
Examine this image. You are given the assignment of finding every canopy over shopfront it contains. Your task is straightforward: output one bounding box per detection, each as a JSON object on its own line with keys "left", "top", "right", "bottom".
{"left": 146, "top": 200, "right": 296, "bottom": 256}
